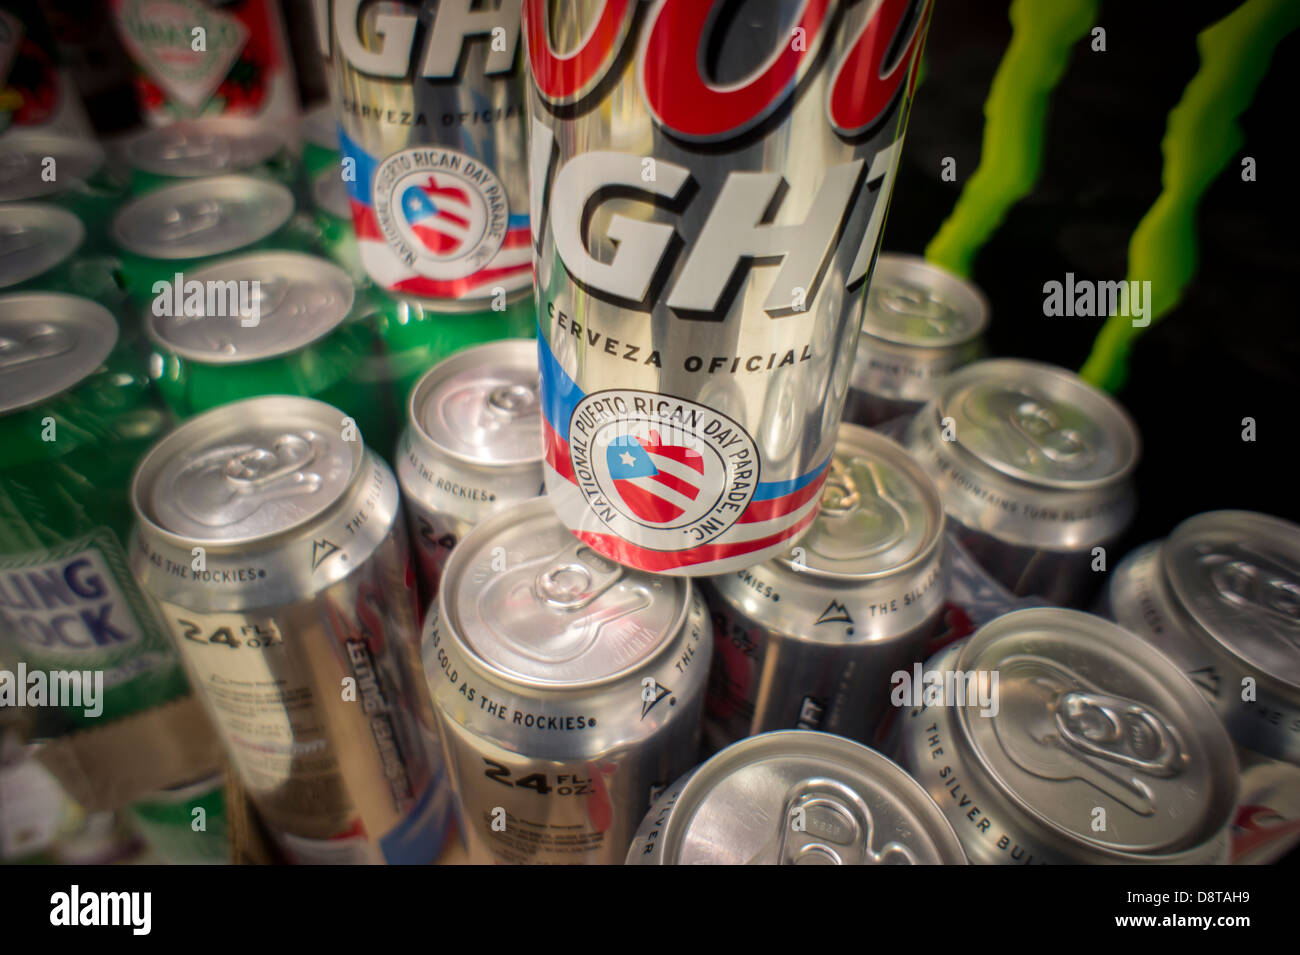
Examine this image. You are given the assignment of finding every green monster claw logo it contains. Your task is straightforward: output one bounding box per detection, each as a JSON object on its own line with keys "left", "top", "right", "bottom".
{"left": 923, "top": 0, "right": 1300, "bottom": 393}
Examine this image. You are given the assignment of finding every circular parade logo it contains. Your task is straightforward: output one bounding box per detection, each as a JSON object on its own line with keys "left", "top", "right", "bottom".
{"left": 568, "top": 390, "right": 759, "bottom": 550}
{"left": 374, "top": 146, "right": 508, "bottom": 279}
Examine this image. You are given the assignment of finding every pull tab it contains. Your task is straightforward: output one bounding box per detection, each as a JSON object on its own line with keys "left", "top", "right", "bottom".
{"left": 533, "top": 540, "right": 623, "bottom": 611}
{"left": 1055, "top": 691, "right": 1184, "bottom": 777}
{"left": 487, "top": 382, "right": 536, "bottom": 419}
{"left": 819, "top": 457, "right": 860, "bottom": 516}
{"left": 774, "top": 780, "right": 917, "bottom": 866}
{"left": 158, "top": 130, "right": 229, "bottom": 166}
{"left": 223, "top": 433, "right": 318, "bottom": 487}
{"left": 1209, "top": 557, "right": 1300, "bottom": 634}
{"left": 0, "top": 324, "right": 75, "bottom": 370}
{"left": 1005, "top": 395, "right": 1089, "bottom": 466}
{"left": 158, "top": 199, "right": 223, "bottom": 242}
{"left": 876, "top": 281, "right": 957, "bottom": 335}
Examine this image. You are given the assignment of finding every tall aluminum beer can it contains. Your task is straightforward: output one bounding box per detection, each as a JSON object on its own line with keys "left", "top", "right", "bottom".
{"left": 703, "top": 423, "right": 947, "bottom": 751}
{"left": 421, "top": 496, "right": 712, "bottom": 864}
{"left": 903, "top": 359, "right": 1139, "bottom": 606}
{"left": 527, "top": 0, "right": 933, "bottom": 575}
{"left": 130, "top": 395, "right": 452, "bottom": 864}
{"left": 396, "top": 338, "right": 544, "bottom": 608}
{"left": 628, "top": 730, "right": 965, "bottom": 865}
{"left": 1104, "top": 510, "right": 1300, "bottom": 765}
{"left": 315, "top": 0, "right": 535, "bottom": 319}
{"left": 894, "top": 608, "right": 1238, "bottom": 864}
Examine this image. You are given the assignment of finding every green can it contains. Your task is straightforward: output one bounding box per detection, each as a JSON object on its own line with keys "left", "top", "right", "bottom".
{"left": 120, "top": 117, "right": 297, "bottom": 196}
{"left": 298, "top": 103, "right": 341, "bottom": 183}
{"left": 310, "top": 167, "right": 368, "bottom": 288}
{"left": 0, "top": 132, "right": 125, "bottom": 246}
{"left": 0, "top": 292, "right": 189, "bottom": 735}
{"left": 111, "top": 175, "right": 312, "bottom": 309}
{"left": 144, "top": 250, "right": 397, "bottom": 453}
{"left": 0, "top": 204, "right": 122, "bottom": 304}
{"left": 128, "top": 773, "right": 229, "bottom": 865}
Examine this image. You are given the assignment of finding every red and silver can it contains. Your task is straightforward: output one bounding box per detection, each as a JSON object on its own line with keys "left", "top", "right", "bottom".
{"left": 130, "top": 395, "right": 452, "bottom": 864}
{"left": 316, "top": 0, "right": 533, "bottom": 309}
{"left": 903, "top": 359, "right": 1139, "bottom": 606}
{"left": 1105, "top": 510, "right": 1300, "bottom": 765}
{"left": 895, "top": 608, "right": 1237, "bottom": 864}
{"left": 627, "top": 730, "right": 966, "bottom": 865}
{"left": 396, "top": 339, "right": 544, "bottom": 609}
{"left": 528, "top": 0, "right": 933, "bottom": 575}
{"left": 844, "top": 253, "right": 987, "bottom": 427}
{"left": 1230, "top": 745, "right": 1300, "bottom": 865}
{"left": 702, "top": 423, "right": 946, "bottom": 751}
{"left": 422, "top": 496, "right": 712, "bottom": 864}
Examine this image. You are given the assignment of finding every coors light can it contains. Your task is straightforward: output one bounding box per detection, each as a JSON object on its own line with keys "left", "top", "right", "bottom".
{"left": 527, "top": 0, "right": 933, "bottom": 575}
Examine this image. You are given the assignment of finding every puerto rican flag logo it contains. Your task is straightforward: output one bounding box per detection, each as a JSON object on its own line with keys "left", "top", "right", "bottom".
{"left": 607, "top": 431, "right": 705, "bottom": 525}
{"left": 338, "top": 133, "right": 532, "bottom": 305}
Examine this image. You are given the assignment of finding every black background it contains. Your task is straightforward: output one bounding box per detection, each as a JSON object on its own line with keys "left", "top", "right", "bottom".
{"left": 888, "top": 0, "right": 1298, "bottom": 557}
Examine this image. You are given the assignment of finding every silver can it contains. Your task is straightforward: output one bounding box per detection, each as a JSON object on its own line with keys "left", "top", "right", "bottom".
{"left": 895, "top": 608, "right": 1238, "bottom": 864}
{"left": 130, "top": 395, "right": 451, "bottom": 864}
{"left": 844, "top": 253, "right": 988, "bottom": 427}
{"left": 1230, "top": 745, "right": 1300, "bottom": 864}
{"left": 703, "top": 423, "right": 946, "bottom": 750}
{"left": 122, "top": 117, "right": 290, "bottom": 181}
{"left": 396, "top": 339, "right": 544, "bottom": 608}
{"left": 0, "top": 132, "right": 105, "bottom": 203}
{"left": 1105, "top": 510, "right": 1300, "bottom": 765}
{"left": 0, "top": 204, "right": 84, "bottom": 290}
{"left": 317, "top": 0, "right": 532, "bottom": 309}
{"left": 903, "top": 359, "right": 1139, "bottom": 606}
{"left": 422, "top": 496, "right": 712, "bottom": 864}
{"left": 628, "top": 730, "right": 965, "bottom": 865}
{"left": 529, "top": 0, "right": 934, "bottom": 575}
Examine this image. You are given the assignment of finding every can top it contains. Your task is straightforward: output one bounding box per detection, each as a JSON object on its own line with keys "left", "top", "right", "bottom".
{"left": 0, "top": 132, "right": 105, "bottom": 202}
{"left": 1163, "top": 510, "right": 1300, "bottom": 693}
{"left": 124, "top": 118, "right": 287, "bottom": 178}
{"left": 146, "top": 252, "right": 354, "bottom": 364}
{"left": 774, "top": 424, "right": 942, "bottom": 582}
{"left": 0, "top": 292, "right": 118, "bottom": 415}
{"left": 0, "top": 203, "right": 85, "bottom": 289}
{"left": 442, "top": 498, "right": 689, "bottom": 688}
{"left": 311, "top": 168, "right": 351, "bottom": 220}
{"left": 132, "top": 395, "right": 362, "bottom": 544}
{"left": 657, "top": 731, "right": 966, "bottom": 864}
{"left": 299, "top": 104, "right": 339, "bottom": 152}
{"left": 954, "top": 608, "right": 1236, "bottom": 857}
{"left": 112, "top": 175, "right": 294, "bottom": 261}
{"left": 409, "top": 339, "right": 543, "bottom": 468}
{"left": 861, "top": 254, "right": 989, "bottom": 348}
{"left": 934, "top": 359, "right": 1139, "bottom": 489}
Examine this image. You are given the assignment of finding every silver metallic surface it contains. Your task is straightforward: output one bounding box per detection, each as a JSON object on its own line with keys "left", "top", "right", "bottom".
{"left": 422, "top": 497, "right": 711, "bottom": 863}
{"left": 628, "top": 730, "right": 966, "bottom": 865}
{"left": 131, "top": 396, "right": 448, "bottom": 862}
{"left": 703, "top": 424, "right": 946, "bottom": 748}
{"left": 904, "top": 359, "right": 1139, "bottom": 605}
{"left": 0, "top": 204, "right": 85, "bottom": 289}
{"left": 124, "top": 118, "right": 288, "bottom": 178}
{"left": 0, "top": 292, "right": 117, "bottom": 414}
{"left": 1106, "top": 511, "right": 1300, "bottom": 764}
{"left": 845, "top": 253, "right": 987, "bottom": 426}
{"left": 146, "top": 252, "right": 354, "bottom": 364}
{"left": 0, "top": 133, "right": 104, "bottom": 202}
{"left": 895, "top": 608, "right": 1237, "bottom": 864}
{"left": 112, "top": 176, "right": 295, "bottom": 260}
{"left": 397, "top": 339, "right": 545, "bottom": 602}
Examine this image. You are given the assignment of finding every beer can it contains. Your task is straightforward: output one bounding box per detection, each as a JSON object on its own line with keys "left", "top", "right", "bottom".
{"left": 130, "top": 395, "right": 451, "bottom": 864}
{"left": 895, "top": 608, "right": 1237, "bottom": 864}
{"left": 127, "top": 772, "right": 229, "bottom": 864}
{"left": 143, "top": 250, "right": 396, "bottom": 451}
{"left": 309, "top": 162, "right": 368, "bottom": 286}
{"left": 0, "top": 131, "right": 122, "bottom": 239}
{"left": 396, "top": 338, "right": 544, "bottom": 608}
{"left": 528, "top": 0, "right": 934, "bottom": 575}
{"left": 0, "top": 291, "right": 185, "bottom": 734}
{"left": 703, "top": 423, "right": 947, "bottom": 750}
{"left": 627, "top": 730, "right": 966, "bottom": 865}
{"left": 120, "top": 116, "right": 294, "bottom": 194}
{"left": 0, "top": 203, "right": 121, "bottom": 302}
{"left": 319, "top": 0, "right": 534, "bottom": 314}
{"left": 844, "top": 253, "right": 988, "bottom": 427}
{"left": 422, "top": 496, "right": 712, "bottom": 864}
{"left": 299, "top": 101, "right": 341, "bottom": 181}
{"left": 1105, "top": 510, "right": 1300, "bottom": 764}
{"left": 903, "top": 359, "right": 1139, "bottom": 606}
{"left": 111, "top": 174, "right": 301, "bottom": 304}
{"left": 1230, "top": 745, "right": 1300, "bottom": 865}
{"left": 110, "top": 0, "right": 299, "bottom": 125}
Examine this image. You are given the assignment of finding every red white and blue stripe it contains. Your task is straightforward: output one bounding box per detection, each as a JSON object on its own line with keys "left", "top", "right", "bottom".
{"left": 539, "top": 337, "right": 830, "bottom": 575}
